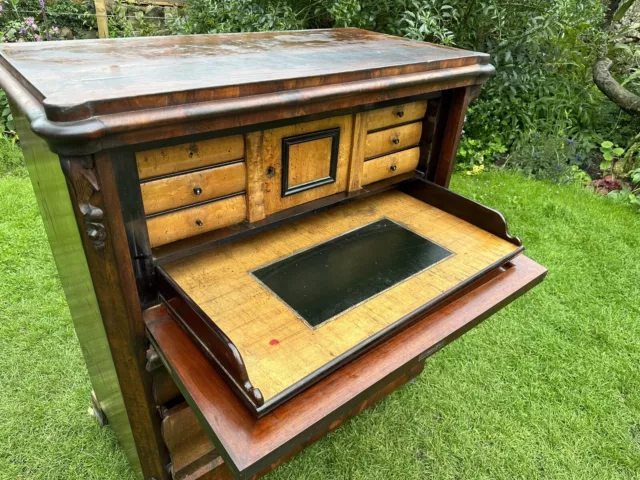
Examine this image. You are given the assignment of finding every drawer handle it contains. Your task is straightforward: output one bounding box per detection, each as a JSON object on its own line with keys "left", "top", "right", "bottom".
{"left": 193, "top": 187, "right": 203, "bottom": 196}
{"left": 396, "top": 110, "right": 404, "bottom": 118}
{"left": 195, "top": 219, "right": 204, "bottom": 227}
{"left": 392, "top": 137, "right": 400, "bottom": 145}
{"left": 390, "top": 165, "right": 397, "bottom": 172}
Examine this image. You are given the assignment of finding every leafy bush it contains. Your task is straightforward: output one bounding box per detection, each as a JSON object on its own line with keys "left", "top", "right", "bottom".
{"left": 166, "top": 0, "right": 303, "bottom": 35}
{"left": 1, "top": 0, "right": 639, "bottom": 185}
{"left": 0, "top": 16, "right": 61, "bottom": 42}
{"left": 504, "top": 131, "right": 591, "bottom": 183}
{"left": 0, "top": 134, "right": 26, "bottom": 176}
{"left": 46, "top": 0, "right": 97, "bottom": 33}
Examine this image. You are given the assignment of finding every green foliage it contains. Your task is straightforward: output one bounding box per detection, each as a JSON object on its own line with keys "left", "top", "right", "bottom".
{"left": 108, "top": 0, "right": 168, "bottom": 37}
{"left": 504, "top": 130, "right": 589, "bottom": 183}
{"left": 456, "top": 135, "right": 506, "bottom": 175}
{"left": 0, "top": 15, "right": 62, "bottom": 42}
{"left": 166, "top": 0, "right": 303, "bottom": 35}
{"left": 400, "top": 0, "right": 456, "bottom": 45}
{"left": 0, "top": 133, "right": 26, "bottom": 176}
{"left": 599, "top": 140, "right": 625, "bottom": 173}
{"left": 0, "top": 90, "right": 15, "bottom": 135}
{"left": 46, "top": 0, "right": 97, "bottom": 32}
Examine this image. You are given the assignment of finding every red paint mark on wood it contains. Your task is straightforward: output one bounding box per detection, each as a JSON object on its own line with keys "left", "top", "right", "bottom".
{"left": 269, "top": 339, "right": 280, "bottom": 346}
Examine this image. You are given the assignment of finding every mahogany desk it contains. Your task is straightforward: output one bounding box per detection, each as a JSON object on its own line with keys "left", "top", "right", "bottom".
{"left": 0, "top": 29, "right": 546, "bottom": 480}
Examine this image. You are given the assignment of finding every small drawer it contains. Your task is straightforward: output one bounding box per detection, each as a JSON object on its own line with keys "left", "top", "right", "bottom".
{"left": 141, "top": 162, "right": 247, "bottom": 215}
{"left": 362, "top": 147, "right": 420, "bottom": 186}
{"left": 366, "top": 101, "right": 427, "bottom": 131}
{"left": 136, "top": 134, "right": 245, "bottom": 180}
{"left": 147, "top": 194, "right": 247, "bottom": 248}
{"left": 364, "top": 122, "right": 422, "bottom": 159}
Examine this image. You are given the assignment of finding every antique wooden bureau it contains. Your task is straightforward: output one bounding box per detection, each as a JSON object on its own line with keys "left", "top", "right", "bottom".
{"left": 0, "top": 29, "right": 547, "bottom": 480}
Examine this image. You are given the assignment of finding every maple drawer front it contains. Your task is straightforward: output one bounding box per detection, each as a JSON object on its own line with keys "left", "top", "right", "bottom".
{"left": 141, "top": 162, "right": 247, "bottom": 215}
{"left": 366, "top": 101, "right": 427, "bottom": 131}
{"left": 365, "top": 122, "right": 423, "bottom": 159}
{"left": 362, "top": 148, "right": 420, "bottom": 186}
{"left": 136, "top": 135, "right": 245, "bottom": 180}
{"left": 146, "top": 194, "right": 247, "bottom": 248}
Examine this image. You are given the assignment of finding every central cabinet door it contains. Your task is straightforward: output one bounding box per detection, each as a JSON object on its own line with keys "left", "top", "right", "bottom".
{"left": 262, "top": 115, "right": 354, "bottom": 215}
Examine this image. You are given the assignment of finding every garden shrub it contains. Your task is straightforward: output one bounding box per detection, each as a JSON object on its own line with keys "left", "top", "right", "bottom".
{"left": 1, "top": 0, "right": 640, "bottom": 195}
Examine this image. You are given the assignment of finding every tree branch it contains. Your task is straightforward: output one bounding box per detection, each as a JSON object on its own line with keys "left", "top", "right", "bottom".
{"left": 593, "top": 57, "right": 640, "bottom": 115}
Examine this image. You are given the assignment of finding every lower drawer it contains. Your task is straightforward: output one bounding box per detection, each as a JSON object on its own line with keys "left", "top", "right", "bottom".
{"left": 147, "top": 194, "right": 247, "bottom": 248}
{"left": 362, "top": 147, "right": 420, "bottom": 185}
{"left": 145, "top": 253, "right": 546, "bottom": 479}
{"left": 161, "top": 403, "right": 227, "bottom": 480}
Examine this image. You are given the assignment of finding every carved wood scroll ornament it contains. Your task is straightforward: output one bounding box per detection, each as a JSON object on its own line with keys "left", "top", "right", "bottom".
{"left": 60, "top": 155, "right": 107, "bottom": 253}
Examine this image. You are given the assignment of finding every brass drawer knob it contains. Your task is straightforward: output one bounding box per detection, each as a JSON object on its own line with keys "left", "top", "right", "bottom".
{"left": 390, "top": 165, "right": 397, "bottom": 172}
{"left": 193, "top": 187, "right": 203, "bottom": 196}
{"left": 396, "top": 110, "right": 404, "bottom": 118}
{"left": 195, "top": 219, "right": 203, "bottom": 227}
{"left": 392, "top": 137, "right": 400, "bottom": 145}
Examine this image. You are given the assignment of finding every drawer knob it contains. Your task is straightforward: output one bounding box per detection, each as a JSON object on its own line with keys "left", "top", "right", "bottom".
{"left": 390, "top": 165, "right": 397, "bottom": 172}
{"left": 193, "top": 187, "right": 203, "bottom": 196}
{"left": 266, "top": 166, "right": 276, "bottom": 178}
{"left": 396, "top": 110, "right": 404, "bottom": 118}
{"left": 195, "top": 219, "right": 203, "bottom": 227}
{"left": 392, "top": 137, "right": 400, "bottom": 145}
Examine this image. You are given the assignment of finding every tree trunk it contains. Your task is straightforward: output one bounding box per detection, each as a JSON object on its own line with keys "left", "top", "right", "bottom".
{"left": 593, "top": 58, "right": 640, "bottom": 115}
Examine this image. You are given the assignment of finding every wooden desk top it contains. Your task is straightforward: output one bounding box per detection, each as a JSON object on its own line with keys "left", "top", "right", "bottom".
{"left": 0, "top": 29, "right": 486, "bottom": 118}
{"left": 0, "top": 29, "right": 493, "bottom": 153}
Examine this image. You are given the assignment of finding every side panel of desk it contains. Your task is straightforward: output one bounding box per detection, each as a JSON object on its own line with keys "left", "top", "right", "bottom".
{"left": 12, "top": 105, "right": 143, "bottom": 478}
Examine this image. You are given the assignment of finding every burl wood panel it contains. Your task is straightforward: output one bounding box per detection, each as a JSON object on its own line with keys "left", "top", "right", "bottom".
{"left": 162, "top": 190, "right": 520, "bottom": 401}
{"left": 244, "top": 131, "right": 267, "bottom": 223}
{"left": 362, "top": 147, "right": 420, "bottom": 185}
{"left": 136, "top": 135, "right": 244, "bottom": 180}
{"left": 141, "top": 162, "right": 246, "bottom": 215}
{"left": 366, "top": 100, "right": 427, "bottom": 131}
{"left": 262, "top": 115, "right": 353, "bottom": 215}
{"left": 147, "top": 194, "right": 247, "bottom": 248}
{"left": 287, "top": 137, "right": 333, "bottom": 187}
{"left": 364, "top": 122, "right": 423, "bottom": 159}
{"left": 347, "top": 112, "right": 368, "bottom": 192}
{"left": 145, "top": 255, "right": 547, "bottom": 479}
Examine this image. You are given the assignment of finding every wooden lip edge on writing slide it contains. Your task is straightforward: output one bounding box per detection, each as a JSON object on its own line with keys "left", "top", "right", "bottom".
{"left": 248, "top": 217, "right": 456, "bottom": 330}
{"left": 155, "top": 268, "right": 265, "bottom": 409}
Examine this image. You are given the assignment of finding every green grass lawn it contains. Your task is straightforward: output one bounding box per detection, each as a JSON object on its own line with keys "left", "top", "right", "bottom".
{"left": 1, "top": 163, "right": 640, "bottom": 479}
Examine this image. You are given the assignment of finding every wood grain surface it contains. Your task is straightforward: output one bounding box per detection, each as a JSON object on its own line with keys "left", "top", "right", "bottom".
{"left": 162, "top": 404, "right": 223, "bottom": 479}
{"left": 141, "top": 162, "right": 246, "bottom": 215}
{"left": 136, "top": 135, "right": 244, "bottom": 180}
{"left": 147, "top": 194, "right": 247, "bottom": 247}
{"left": 364, "top": 121, "right": 423, "bottom": 158}
{"left": 262, "top": 115, "right": 353, "bottom": 215}
{"left": 362, "top": 147, "right": 420, "bottom": 185}
{"left": 163, "top": 190, "right": 520, "bottom": 401}
{"left": 0, "top": 30, "right": 484, "bottom": 120}
{"left": 366, "top": 100, "right": 427, "bottom": 131}
{"left": 145, "top": 255, "right": 546, "bottom": 479}
{"left": 244, "top": 131, "right": 267, "bottom": 223}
